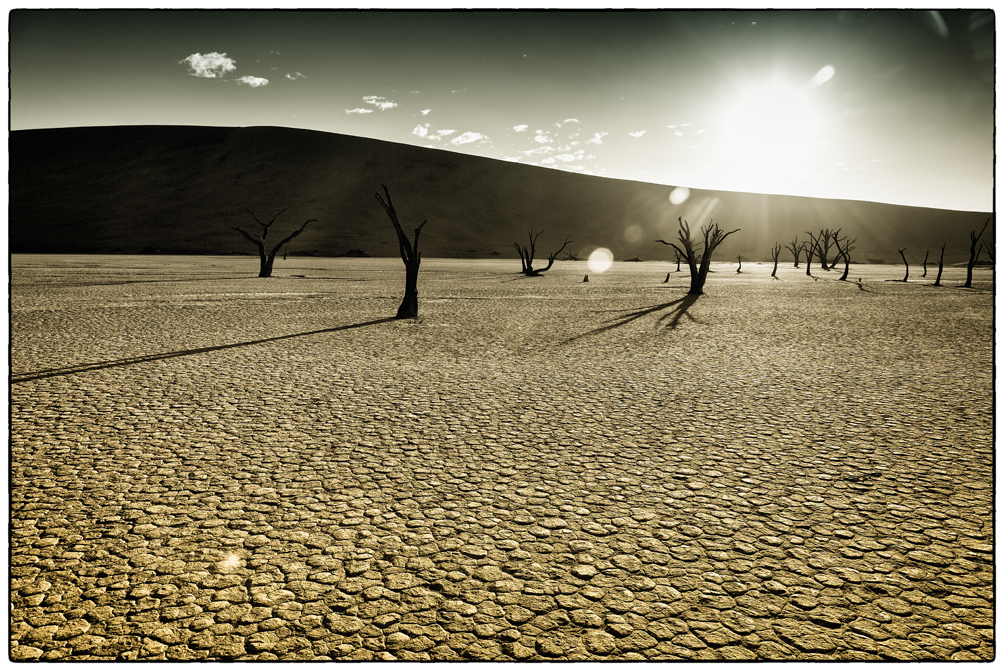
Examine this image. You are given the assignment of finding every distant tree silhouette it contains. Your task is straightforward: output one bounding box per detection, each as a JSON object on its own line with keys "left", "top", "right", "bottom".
{"left": 656, "top": 217, "right": 740, "bottom": 295}
{"left": 770, "top": 242, "right": 782, "bottom": 278}
{"left": 963, "top": 218, "right": 991, "bottom": 288}
{"left": 827, "top": 229, "right": 846, "bottom": 269}
{"left": 816, "top": 228, "right": 838, "bottom": 270}
{"left": 836, "top": 237, "right": 857, "bottom": 281}
{"left": 513, "top": 230, "right": 571, "bottom": 276}
{"left": 921, "top": 249, "right": 929, "bottom": 277}
{"left": 804, "top": 232, "right": 823, "bottom": 277}
{"left": 375, "top": 184, "right": 425, "bottom": 319}
{"left": 672, "top": 249, "right": 682, "bottom": 272}
{"left": 736, "top": 255, "right": 742, "bottom": 274}
{"left": 232, "top": 209, "right": 314, "bottom": 277}
{"left": 897, "top": 248, "right": 909, "bottom": 282}
{"left": 784, "top": 236, "right": 802, "bottom": 267}
{"left": 934, "top": 242, "right": 946, "bottom": 287}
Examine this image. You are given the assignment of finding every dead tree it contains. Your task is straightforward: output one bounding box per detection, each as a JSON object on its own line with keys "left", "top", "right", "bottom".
{"left": 898, "top": 248, "right": 909, "bottom": 282}
{"left": 232, "top": 209, "right": 314, "bottom": 277}
{"left": 674, "top": 249, "right": 682, "bottom": 272}
{"left": 736, "top": 255, "right": 742, "bottom": 274}
{"left": 784, "top": 236, "right": 802, "bottom": 267}
{"left": 963, "top": 218, "right": 991, "bottom": 288}
{"left": 837, "top": 237, "right": 857, "bottom": 281}
{"left": 770, "top": 242, "right": 782, "bottom": 278}
{"left": 934, "top": 243, "right": 946, "bottom": 287}
{"left": 817, "top": 228, "right": 836, "bottom": 270}
{"left": 921, "top": 249, "right": 929, "bottom": 277}
{"left": 804, "top": 233, "right": 822, "bottom": 276}
{"left": 513, "top": 230, "right": 571, "bottom": 276}
{"left": 828, "top": 229, "right": 845, "bottom": 269}
{"left": 656, "top": 217, "right": 740, "bottom": 295}
{"left": 375, "top": 185, "right": 425, "bottom": 319}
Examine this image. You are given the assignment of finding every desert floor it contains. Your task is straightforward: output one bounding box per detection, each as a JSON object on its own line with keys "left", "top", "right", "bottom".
{"left": 9, "top": 254, "right": 995, "bottom": 661}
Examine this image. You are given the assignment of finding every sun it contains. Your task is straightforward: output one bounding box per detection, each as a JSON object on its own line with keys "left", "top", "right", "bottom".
{"left": 718, "top": 79, "right": 823, "bottom": 181}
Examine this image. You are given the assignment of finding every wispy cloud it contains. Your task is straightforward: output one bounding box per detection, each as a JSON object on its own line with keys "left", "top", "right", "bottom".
{"left": 451, "top": 132, "right": 488, "bottom": 145}
{"left": 345, "top": 108, "right": 373, "bottom": 115}
{"left": 421, "top": 109, "right": 431, "bottom": 116}
{"left": 585, "top": 132, "right": 608, "bottom": 145}
{"left": 555, "top": 118, "right": 580, "bottom": 128}
{"left": 437, "top": 129, "right": 457, "bottom": 137}
{"left": 555, "top": 150, "right": 586, "bottom": 162}
{"left": 534, "top": 131, "right": 554, "bottom": 144}
{"left": 179, "top": 52, "right": 236, "bottom": 79}
{"left": 629, "top": 130, "right": 647, "bottom": 138}
{"left": 362, "top": 95, "right": 398, "bottom": 111}
{"left": 412, "top": 124, "right": 459, "bottom": 141}
{"left": 236, "top": 76, "right": 268, "bottom": 87}
{"left": 284, "top": 71, "right": 305, "bottom": 81}
{"left": 521, "top": 146, "right": 554, "bottom": 156}
{"left": 513, "top": 124, "right": 529, "bottom": 132}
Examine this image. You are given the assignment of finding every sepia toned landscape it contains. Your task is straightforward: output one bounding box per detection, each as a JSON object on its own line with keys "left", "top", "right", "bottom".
{"left": 9, "top": 7, "right": 995, "bottom": 664}
{"left": 9, "top": 255, "right": 994, "bottom": 660}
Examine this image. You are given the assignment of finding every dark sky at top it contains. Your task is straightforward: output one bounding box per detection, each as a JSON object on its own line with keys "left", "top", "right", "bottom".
{"left": 9, "top": 9, "right": 994, "bottom": 211}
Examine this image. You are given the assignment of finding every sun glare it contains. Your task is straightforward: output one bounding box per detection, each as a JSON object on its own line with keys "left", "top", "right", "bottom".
{"left": 718, "top": 77, "right": 825, "bottom": 188}
{"left": 587, "top": 248, "right": 614, "bottom": 273}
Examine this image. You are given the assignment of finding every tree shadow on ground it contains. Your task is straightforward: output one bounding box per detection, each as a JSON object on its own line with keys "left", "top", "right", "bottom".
{"left": 565, "top": 293, "right": 701, "bottom": 343}
{"left": 12, "top": 317, "right": 398, "bottom": 383}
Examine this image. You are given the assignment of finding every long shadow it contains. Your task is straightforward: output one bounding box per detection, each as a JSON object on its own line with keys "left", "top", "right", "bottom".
{"left": 565, "top": 294, "right": 701, "bottom": 343}
{"left": 12, "top": 275, "right": 254, "bottom": 289}
{"left": 11, "top": 317, "right": 398, "bottom": 384}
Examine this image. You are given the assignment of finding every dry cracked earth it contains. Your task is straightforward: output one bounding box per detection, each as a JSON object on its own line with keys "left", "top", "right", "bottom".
{"left": 8, "top": 255, "right": 995, "bottom": 661}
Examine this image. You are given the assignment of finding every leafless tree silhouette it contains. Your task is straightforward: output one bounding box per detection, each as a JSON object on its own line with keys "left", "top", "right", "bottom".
{"left": 897, "top": 248, "right": 909, "bottom": 282}
{"left": 964, "top": 218, "right": 991, "bottom": 287}
{"left": 837, "top": 237, "right": 857, "bottom": 281}
{"left": 736, "top": 255, "right": 742, "bottom": 274}
{"left": 770, "top": 243, "right": 782, "bottom": 278}
{"left": 934, "top": 243, "right": 946, "bottom": 287}
{"left": 784, "top": 236, "right": 802, "bottom": 267}
{"left": 921, "top": 249, "right": 929, "bottom": 277}
{"left": 375, "top": 185, "right": 425, "bottom": 319}
{"left": 232, "top": 209, "right": 314, "bottom": 277}
{"left": 513, "top": 230, "right": 572, "bottom": 276}
{"left": 656, "top": 217, "right": 740, "bottom": 295}
{"left": 804, "top": 232, "right": 823, "bottom": 277}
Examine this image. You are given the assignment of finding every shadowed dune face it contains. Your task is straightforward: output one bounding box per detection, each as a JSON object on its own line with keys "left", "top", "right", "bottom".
{"left": 9, "top": 125, "right": 993, "bottom": 264}
{"left": 8, "top": 255, "right": 995, "bottom": 661}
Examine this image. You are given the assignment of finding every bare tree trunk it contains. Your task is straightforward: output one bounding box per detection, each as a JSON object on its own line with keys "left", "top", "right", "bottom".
{"left": 232, "top": 209, "right": 313, "bottom": 277}
{"left": 657, "top": 217, "right": 740, "bottom": 295}
{"left": 785, "top": 237, "right": 801, "bottom": 267}
{"left": 837, "top": 237, "right": 856, "bottom": 281}
{"left": 736, "top": 255, "right": 742, "bottom": 274}
{"left": 934, "top": 243, "right": 946, "bottom": 286}
{"left": 964, "top": 218, "right": 991, "bottom": 288}
{"left": 898, "top": 248, "right": 909, "bottom": 282}
{"left": 513, "top": 230, "right": 571, "bottom": 276}
{"left": 375, "top": 185, "right": 425, "bottom": 319}
{"left": 770, "top": 242, "right": 781, "bottom": 277}
{"left": 921, "top": 249, "right": 928, "bottom": 277}
{"left": 674, "top": 250, "right": 681, "bottom": 272}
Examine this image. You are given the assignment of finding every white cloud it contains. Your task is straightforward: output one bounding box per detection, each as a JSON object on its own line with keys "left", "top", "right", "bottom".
{"left": 585, "top": 132, "right": 608, "bottom": 145}
{"left": 284, "top": 71, "right": 306, "bottom": 81}
{"left": 179, "top": 52, "right": 236, "bottom": 79}
{"left": 436, "top": 129, "right": 457, "bottom": 136}
{"left": 534, "top": 131, "right": 554, "bottom": 144}
{"left": 421, "top": 109, "right": 431, "bottom": 115}
{"left": 555, "top": 118, "right": 580, "bottom": 128}
{"left": 362, "top": 95, "right": 398, "bottom": 111}
{"left": 539, "top": 157, "right": 556, "bottom": 164}
{"left": 674, "top": 131, "right": 684, "bottom": 137}
{"left": 412, "top": 124, "right": 458, "bottom": 141}
{"left": 236, "top": 76, "right": 269, "bottom": 87}
{"left": 521, "top": 146, "right": 554, "bottom": 156}
{"left": 555, "top": 150, "right": 586, "bottom": 162}
{"left": 629, "top": 130, "right": 646, "bottom": 138}
{"left": 451, "top": 132, "right": 487, "bottom": 145}
{"left": 345, "top": 108, "right": 373, "bottom": 114}
{"left": 513, "top": 124, "right": 529, "bottom": 132}
{"left": 412, "top": 124, "right": 430, "bottom": 138}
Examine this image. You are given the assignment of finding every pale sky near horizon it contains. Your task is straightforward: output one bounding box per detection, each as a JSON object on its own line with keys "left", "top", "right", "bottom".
{"left": 9, "top": 8, "right": 995, "bottom": 212}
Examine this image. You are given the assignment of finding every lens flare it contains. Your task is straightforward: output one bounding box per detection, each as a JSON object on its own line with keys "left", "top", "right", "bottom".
{"left": 809, "top": 65, "right": 835, "bottom": 88}
{"left": 670, "top": 187, "right": 690, "bottom": 204}
{"left": 587, "top": 248, "right": 614, "bottom": 273}
{"left": 623, "top": 225, "right": 642, "bottom": 243}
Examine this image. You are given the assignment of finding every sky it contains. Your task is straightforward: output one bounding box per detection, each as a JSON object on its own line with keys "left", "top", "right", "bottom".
{"left": 9, "top": 7, "right": 995, "bottom": 212}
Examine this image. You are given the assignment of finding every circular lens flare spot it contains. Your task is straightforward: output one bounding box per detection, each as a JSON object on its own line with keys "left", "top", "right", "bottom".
{"left": 587, "top": 248, "right": 614, "bottom": 273}
{"left": 623, "top": 225, "right": 642, "bottom": 243}
{"left": 670, "top": 187, "right": 690, "bottom": 204}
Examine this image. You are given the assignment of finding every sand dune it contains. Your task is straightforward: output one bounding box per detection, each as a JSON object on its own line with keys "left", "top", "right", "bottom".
{"left": 9, "top": 125, "right": 992, "bottom": 264}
